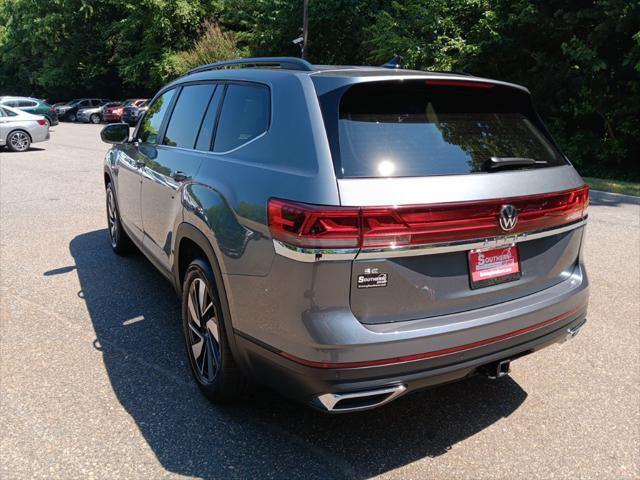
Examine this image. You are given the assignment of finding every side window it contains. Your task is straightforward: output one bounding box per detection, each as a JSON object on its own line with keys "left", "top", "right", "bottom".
{"left": 163, "top": 84, "right": 215, "bottom": 148}
{"left": 138, "top": 89, "right": 176, "bottom": 144}
{"left": 213, "top": 84, "right": 270, "bottom": 153}
{"left": 5, "top": 100, "right": 19, "bottom": 107}
{"left": 24, "top": 101, "right": 38, "bottom": 108}
{"left": 0, "top": 108, "right": 4, "bottom": 117}
{"left": 194, "top": 86, "right": 223, "bottom": 151}
{"left": 1, "top": 107, "right": 17, "bottom": 117}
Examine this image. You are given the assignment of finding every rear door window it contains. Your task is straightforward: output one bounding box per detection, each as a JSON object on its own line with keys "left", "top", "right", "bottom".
{"left": 213, "top": 84, "right": 270, "bottom": 153}
{"left": 163, "top": 83, "right": 215, "bottom": 149}
{"left": 318, "top": 80, "right": 566, "bottom": 178}
{"left": 137, "top": 89, "right": 176, "bottom": 144}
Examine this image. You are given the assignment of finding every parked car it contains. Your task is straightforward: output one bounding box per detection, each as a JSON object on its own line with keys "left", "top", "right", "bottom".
{"left": 0, "top": 96, "right": 59, "bottom": 127}
{"left": 0, "top": 105, "right": 49, "bottom": 151}
{"left": 56, "top": 98, "right": 111, "bottom": 122}
{"left": 100, "top": 57, "right": 589, "bottom": 413}
{"left": 122, "top": 100, "right": 149, "bottom": 126}
{"left": 103, "top": 99, "right": 146, "bottom": 123}
{"left": 77, "top": 102, "right": 123, "bottom": 124}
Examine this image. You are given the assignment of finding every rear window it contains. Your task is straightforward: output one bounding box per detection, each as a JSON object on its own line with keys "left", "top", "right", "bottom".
{"left": 213, "top": 84, "right": 270, "bottom": 153}
{"left": 318, "top": 80, "right": 566, "bottom": 178}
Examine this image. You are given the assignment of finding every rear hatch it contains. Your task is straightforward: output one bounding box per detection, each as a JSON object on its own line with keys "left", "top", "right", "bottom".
{"left": 313, "top": 76, "right": 588, "bottom": 324}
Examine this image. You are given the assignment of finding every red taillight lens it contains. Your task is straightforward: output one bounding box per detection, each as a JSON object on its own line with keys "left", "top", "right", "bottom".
{"left": 268, "top": 199, "right": 360, "bottom": 248}
{"left": 268, "top": 186, "right": 589, "bottom": 250}
{"left": 36, "top": 119, "right": 47, "bottom": 126}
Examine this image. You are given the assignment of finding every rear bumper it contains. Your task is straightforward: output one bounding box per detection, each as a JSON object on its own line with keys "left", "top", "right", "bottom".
{"left": 231, "top": 261, "right": 589, "bottom": 411}
{"left": 235, "top": 309, "right": 587, "bottom": 412}
{"left": 30, "top": 126, "right": 50, "bottom": 143}
{"left": 103, "top": 113, "right": 122, "bottom": 122}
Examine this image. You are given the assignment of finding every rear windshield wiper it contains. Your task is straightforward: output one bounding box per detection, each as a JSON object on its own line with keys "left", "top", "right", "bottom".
{"left": 487, "top": 157, "right": 548, "bottom": 171}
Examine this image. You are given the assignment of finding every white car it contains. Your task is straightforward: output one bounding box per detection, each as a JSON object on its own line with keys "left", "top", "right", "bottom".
{"left": 0, "top": 105, "right": 50, "bottom": 152}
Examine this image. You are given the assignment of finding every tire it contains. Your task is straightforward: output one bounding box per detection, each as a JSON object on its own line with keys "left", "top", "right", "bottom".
{"left": 90, "top": 113, "right": 101, "bottom": 124}
{"left": 6, "top": 130, "right": 31, "bottom": 152}
{"left": 68, "top": 113, "right": 76, "bottom": 122}
{"left": 182, "top": 258, "right": 247, "bottom": 403}
{"left": 105, "top": 182, "right": 133, "bottom": 254}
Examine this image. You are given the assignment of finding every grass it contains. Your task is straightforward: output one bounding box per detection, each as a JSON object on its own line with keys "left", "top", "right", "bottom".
{"left": 584, "top": 177, "right": 640, "bottom": 197}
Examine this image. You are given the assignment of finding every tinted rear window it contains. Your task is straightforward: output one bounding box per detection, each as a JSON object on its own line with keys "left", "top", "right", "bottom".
{"left": 213, "top": 84, "right": 270, "bottom": 153}
{"left": 317, "top": 80, "right": 566, "bottom": 178}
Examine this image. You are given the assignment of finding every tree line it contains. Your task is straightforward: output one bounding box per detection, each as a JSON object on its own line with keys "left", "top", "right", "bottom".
{"left": 0, "top": 0, "right": 637, "bottom": 180}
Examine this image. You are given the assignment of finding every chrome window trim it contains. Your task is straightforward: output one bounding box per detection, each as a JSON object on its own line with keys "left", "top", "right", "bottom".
{"left": 273, "top": 218, "right": 587, "bottom": 262}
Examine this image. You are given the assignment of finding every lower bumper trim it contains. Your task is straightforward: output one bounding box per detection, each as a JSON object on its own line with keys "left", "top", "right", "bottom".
{"left": 279, "top": 302, "right": 587, "bottom": 369}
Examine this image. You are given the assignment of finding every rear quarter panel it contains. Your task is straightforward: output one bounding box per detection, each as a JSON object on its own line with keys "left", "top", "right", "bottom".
{"left": 181, "top": 72, "right": 339, "bottom": 277}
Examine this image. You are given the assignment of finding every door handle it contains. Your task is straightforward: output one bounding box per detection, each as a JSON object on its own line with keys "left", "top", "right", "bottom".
{"left": 171, "top": 170, "right": 188, "bottom": 182}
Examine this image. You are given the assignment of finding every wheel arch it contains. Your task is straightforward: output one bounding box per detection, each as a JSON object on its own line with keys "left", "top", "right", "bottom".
{"left": 174, "top": 222, "right": 243, "bottom": 359}
{"left": 8, "top": 128, "right": 32, "bottom": 142}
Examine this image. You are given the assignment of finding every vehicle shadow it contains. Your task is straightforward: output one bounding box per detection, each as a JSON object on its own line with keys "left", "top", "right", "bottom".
{"left": 69, "top": 229, "right": 528, "bottom": 479}
{"left": 1, "top": 146, "right": 46, "bottom": 153}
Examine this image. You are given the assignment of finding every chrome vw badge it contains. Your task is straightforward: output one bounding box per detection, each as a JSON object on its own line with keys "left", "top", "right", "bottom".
{"left": 499, "top": 204, "right": 518, "bottom": 231}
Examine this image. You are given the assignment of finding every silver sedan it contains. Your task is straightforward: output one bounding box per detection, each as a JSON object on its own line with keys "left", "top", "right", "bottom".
{"left": 0, "top": 105, "right": 50, "bottom": 151}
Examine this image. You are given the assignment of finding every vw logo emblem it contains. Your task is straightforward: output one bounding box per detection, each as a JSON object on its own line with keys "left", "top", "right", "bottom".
{"left": 499, "top": 204, "right": 518, "bottom": 231}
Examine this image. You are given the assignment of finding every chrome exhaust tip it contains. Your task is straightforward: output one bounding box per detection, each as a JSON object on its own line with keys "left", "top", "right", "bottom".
{"left": 566, "top": 319, "right": 586, "bottom": 339}
{"left": 315, "top": 384, "right": 407, "bottom": 413}
{"left": 481, "top": 359, "right": 512, "bottom": 380}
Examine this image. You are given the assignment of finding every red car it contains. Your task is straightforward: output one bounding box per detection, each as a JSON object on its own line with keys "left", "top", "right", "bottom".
{"left": 103, "top": 99, "right": 147, "bottom": 123}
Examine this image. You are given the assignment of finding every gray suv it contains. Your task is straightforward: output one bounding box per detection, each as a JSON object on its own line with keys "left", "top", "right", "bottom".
{"left": 101, "top": 57, "right": 589, "bottom": 413}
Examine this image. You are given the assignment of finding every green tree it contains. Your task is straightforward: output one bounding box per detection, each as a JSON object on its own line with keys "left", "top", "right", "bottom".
{"left": 168, "top": 21, "right": 243, "bottom": 76}
{"left": 215, "top": 0, "right": 387, "bottom": 64}
{"left": 366, "top": 0, "right": 640, "bottom": 180}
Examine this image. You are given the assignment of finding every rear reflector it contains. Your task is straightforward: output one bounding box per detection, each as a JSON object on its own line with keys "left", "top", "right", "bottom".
{"left": 268, "top": 186, "right": 589, "bottom": 250}
{"left": 36, "top": 119, "right": 47, "bottom": 126}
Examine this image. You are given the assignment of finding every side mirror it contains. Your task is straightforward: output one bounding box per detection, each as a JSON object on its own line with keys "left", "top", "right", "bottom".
{"left": 101, "top": 123, "right": 130, "bottom": 144}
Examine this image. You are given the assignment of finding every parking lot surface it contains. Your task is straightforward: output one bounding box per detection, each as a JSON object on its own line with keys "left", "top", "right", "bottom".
{"left": 1, "top": 123, "right": 639, "bottom": 479}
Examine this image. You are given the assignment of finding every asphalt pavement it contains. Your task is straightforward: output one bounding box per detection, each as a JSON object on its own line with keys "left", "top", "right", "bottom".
{"left": 1, "top": 123, "right": 638, "bottom": 479}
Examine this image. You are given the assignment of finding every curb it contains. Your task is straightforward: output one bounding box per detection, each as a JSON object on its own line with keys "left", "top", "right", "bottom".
{"left": 589, "top": 189, "right": 640, "bottom": 205}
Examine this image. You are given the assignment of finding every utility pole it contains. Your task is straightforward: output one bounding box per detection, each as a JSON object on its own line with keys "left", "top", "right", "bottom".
{"left": 302, "top": 0, "right": 309, "bottom": 59}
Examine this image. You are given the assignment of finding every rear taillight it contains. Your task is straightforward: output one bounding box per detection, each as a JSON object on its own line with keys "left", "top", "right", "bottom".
{"left": 268, "top": 199, "right": 360, "bottom": 248}
{"left": 36, "top": 119, "right": 47, "bottom": 126}
{"left": 268, "top": 186, "right": 589, "bottom": 250}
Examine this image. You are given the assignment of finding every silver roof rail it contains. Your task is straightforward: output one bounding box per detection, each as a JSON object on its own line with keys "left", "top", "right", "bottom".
{"left": 187, "top": 57, "right": 314, "bottom": 75}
